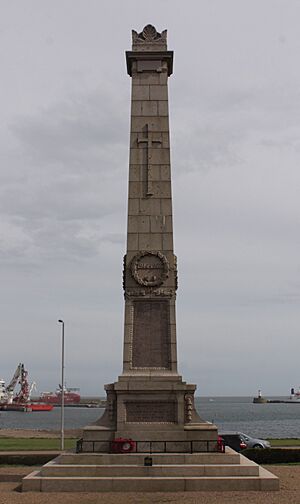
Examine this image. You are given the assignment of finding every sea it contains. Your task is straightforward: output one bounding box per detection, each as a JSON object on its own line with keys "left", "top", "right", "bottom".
{"left": 0, "top": 397, "right": 299, "bottom": 439}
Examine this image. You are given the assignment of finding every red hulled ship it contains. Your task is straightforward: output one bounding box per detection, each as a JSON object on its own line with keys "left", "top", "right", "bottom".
{"left": 38, "top": 386, "right": 80, "bottom": 405}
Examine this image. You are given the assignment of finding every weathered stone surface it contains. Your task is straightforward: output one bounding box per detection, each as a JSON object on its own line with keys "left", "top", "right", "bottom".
{"left": 148, "top": 181, "right": 171, "bottom": 197}
{"left": 150, "top": 85, "right": 168, "bottom": 101}
{"left": 150, "top": 215, "right": 172, "bottom": 232}
{"left": 147, "top": 164, "right": 161, "bottom": 181}
{"left": 132, "top": 300, "right": 170, "bottom": 368}
{"left": 128, "top": 198, "right": 139, "bottom": 214}
{"left": 160, "top": 164, "right": 171, "bottom": 179}
{"left": 128, "top": 215, "right": 150, "bottom": 233}
{"left": 141, "top": 101, "right": 159, "bottom": 116}
{"left": 162, "top": 233, "right": 174, "bottom": 250}
{"left": 132, "top": 85, "right": 150, "bottom": 100}
{"left": 161, "top": 132, "right": 170, "bottom": 147}
{"left": 138, "top": 72, "right": 162, "bottom": 85}
{"left": 127, "top": 233, "right": 138, "bottom": 250}
{"left": 158, "top": 101, "right": 169, "bottom": 116}
{"left": 128, "top": 165, "right": 141, "bottom": 182}
{"left": 148, "top": 148, "right": 170, "bottom": 164}
{"left": 139, "top": 198, "right": 161, "bottom": 215}
{"left": 131, "top": 116, "right": 170, "bottom": 132}
{"left": 137, "top": 60, "right": 162, "bottom": 73}
{"left": 161, "top": 198, "right": 172, "bottom": 215}
{"left": 125, "top": 401, "right": 176, "bottom": 422}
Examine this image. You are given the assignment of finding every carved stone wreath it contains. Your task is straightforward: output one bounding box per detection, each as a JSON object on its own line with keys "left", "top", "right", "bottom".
{"left": 131, "top": 251, "right": 169, "bottom": 287}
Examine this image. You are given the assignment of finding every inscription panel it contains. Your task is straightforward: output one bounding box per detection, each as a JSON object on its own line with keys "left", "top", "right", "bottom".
{"left": 126, "top": 401, "right": 177, "bottom": 423}
{"left": 132, "top": 300, "right": 170, "bottom": 368}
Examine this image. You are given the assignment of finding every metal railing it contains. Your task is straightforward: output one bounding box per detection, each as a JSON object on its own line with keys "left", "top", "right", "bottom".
{"left": 76, "top": 438, "right": 215, "bottom": 454}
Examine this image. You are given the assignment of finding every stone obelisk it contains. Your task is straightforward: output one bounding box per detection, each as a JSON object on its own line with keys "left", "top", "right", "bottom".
{"left": 81, "top": 24, "right": 218, "bottom": 452}
{"left": 21, "top": 26, "right": 279, "bottom": 494}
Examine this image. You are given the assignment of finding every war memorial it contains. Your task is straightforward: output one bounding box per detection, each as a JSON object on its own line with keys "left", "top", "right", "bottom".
{"left": 22, "top": 25, "right": 279, "bottom": 492}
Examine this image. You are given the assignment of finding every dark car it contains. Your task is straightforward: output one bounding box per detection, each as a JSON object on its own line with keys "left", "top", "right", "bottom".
{"left": 219, "top": 432, "right": 271, "bottom": 451}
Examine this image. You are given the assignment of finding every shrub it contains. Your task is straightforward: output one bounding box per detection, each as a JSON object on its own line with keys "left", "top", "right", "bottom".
{"left": 0, "top": 454, "right": 59, "bottom": 465}
{"left": 243, "top": 448, "right": 300, "bottom": 464}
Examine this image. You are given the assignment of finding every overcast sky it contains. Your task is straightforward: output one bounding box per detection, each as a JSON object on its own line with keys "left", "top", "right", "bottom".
{"left": 1, "top": 1, "right": 299, "bottom": 396}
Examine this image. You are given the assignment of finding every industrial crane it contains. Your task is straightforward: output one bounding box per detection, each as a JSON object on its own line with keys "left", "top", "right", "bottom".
{"left": 5, "top": 363, "right": 30, "bottom": 404}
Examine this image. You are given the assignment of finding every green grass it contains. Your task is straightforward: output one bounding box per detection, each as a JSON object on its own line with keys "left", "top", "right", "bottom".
{"left": 268, "top": 439, "right": 300, "bottom": 447}
{"left": 0, "top": 438, "right": 77, "bottom": 451}
{"left": 280, "top": 462, "right": 300, "bottom": 465}
{"left": 1, "top": 437, "right": 300, "bottom": 451}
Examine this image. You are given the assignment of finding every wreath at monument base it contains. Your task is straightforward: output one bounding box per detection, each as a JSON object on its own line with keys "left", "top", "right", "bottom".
{"left": 111, "top": 438, "right": 136, "bottom": 453}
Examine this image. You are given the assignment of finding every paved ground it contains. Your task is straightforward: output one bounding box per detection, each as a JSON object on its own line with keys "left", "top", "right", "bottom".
{"left": 0, "top": 465, "right": 299, "bottom": 504}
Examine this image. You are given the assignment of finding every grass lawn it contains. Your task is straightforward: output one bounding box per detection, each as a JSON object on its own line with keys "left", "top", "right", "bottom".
{"left": 0, "top": 438, "right": 77, "bottom": 451}
{"left": 269, "top": 439, "right": 300, "bottom": 447}
{"left": 1, "top": 437, "right": 300, "bottom": 451}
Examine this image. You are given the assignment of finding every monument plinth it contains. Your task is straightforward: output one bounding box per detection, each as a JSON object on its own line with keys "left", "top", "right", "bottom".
{"left": 80, "top": 24, "right": 218, "bottom": 453}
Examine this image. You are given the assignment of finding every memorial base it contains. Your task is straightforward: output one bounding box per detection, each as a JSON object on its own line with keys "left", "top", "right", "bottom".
{"left": 22, "top": 448, "right": 279, "bottom": 492}
{"left": 79, "top": 374, "right": 219, "bottom": 453}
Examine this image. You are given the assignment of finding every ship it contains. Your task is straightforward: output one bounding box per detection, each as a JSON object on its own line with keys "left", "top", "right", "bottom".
{"left": 38, "top": 385, "right": 81, "bottom": 405}
{"left": 0, "top": 402, "right": 53, "bottom": 412}
{"left": 0, "top": 363, "right": 53, "bottom": 412}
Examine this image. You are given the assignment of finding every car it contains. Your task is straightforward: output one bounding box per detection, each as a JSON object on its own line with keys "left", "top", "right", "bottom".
{"left": 219, "top": 432, "right": 271, "bottom": 451}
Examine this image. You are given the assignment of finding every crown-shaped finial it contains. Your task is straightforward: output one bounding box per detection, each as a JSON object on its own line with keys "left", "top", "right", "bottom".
{"left": 132, "top": 24, "right": 167, "bottom": 50}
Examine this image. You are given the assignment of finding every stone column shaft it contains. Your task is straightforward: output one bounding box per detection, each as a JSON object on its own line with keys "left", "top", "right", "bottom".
{"left": 122, "top": 26, "right": 178, "bottom": 377}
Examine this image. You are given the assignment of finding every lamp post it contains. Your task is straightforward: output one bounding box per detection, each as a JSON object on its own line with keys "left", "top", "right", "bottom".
{"left": 58, "top": 319, "right": 65, "bottom": 451}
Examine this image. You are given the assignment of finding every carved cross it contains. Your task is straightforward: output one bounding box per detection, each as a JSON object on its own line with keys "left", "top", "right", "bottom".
{"left": 137, "top": 124, "right": 162, "bottom": 197}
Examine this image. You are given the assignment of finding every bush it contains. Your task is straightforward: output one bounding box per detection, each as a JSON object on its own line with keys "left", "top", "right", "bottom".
{"left": 243, "top": 448, "right": 300, "bottom": 464}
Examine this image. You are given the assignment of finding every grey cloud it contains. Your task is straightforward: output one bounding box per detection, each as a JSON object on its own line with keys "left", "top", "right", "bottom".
{"left": 100, "top": 233, "right": 125, "bottom": 245}
{"left": 1, "top": 1, "right": 300, "bottom": 395}
{"left": 0, "top": 218, "right": 124, "bottom": 265}
{"left": 0, "top": 217, "right": 37, "bottom": 264}
{"left": 10, "top": 86, "right": 128, "bottom": 171}
{"left": 0, "top": 86, "right": 129, "bottom": 265}
{"left": 171, "top": 81, "right": 300, "bottom": 177}
{"left": 172, "top": 124, "right": 240, "bottom": 174}
{"left": 1, "top": 175, "right": 122, "bottom": 221}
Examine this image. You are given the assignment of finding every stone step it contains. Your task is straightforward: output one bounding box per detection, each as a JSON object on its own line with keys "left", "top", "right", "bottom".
{"left": 22, "top": 467, "right": 279, "bottom": 492}
{"left": 41, "top": 462, "right": 259, "bottom": 478}
{"left": 59, "top": 450, "right": 240, "bottom": 466}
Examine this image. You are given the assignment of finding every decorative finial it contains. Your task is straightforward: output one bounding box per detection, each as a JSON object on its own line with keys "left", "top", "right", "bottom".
{"left": 132, "top": 24, "right": 167, "bottom": 50}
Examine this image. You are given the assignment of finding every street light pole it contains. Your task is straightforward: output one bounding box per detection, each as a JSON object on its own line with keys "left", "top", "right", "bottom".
{"left": 58, "top": 319, "right": 65, "bottom": 451}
